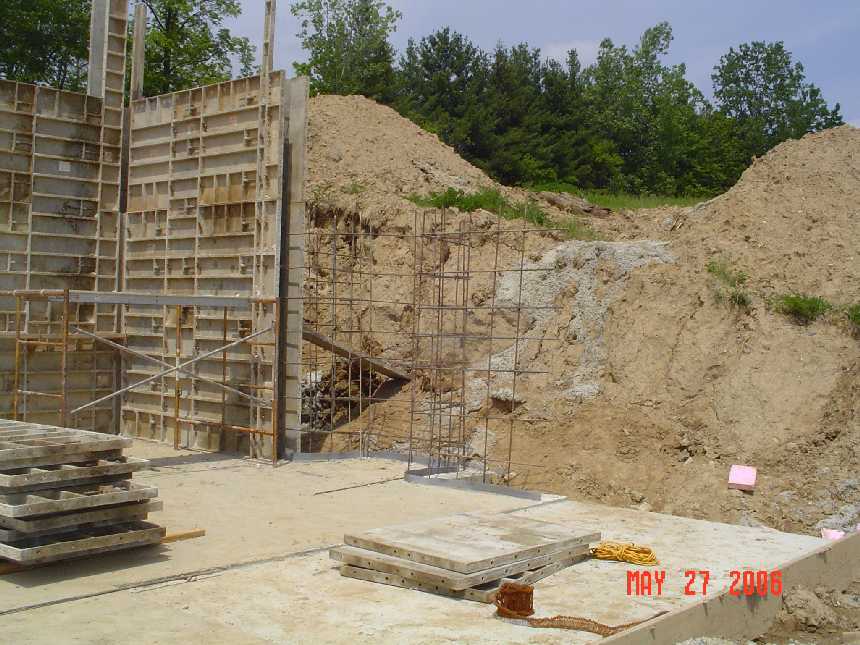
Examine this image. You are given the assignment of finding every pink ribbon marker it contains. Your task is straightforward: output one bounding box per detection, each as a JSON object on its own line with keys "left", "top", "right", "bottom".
{"left": 821, "top": 529, "right": 846, "bottom": 541}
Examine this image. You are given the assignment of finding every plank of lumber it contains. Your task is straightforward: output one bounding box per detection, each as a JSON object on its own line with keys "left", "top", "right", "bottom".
{"left": 302, "top": 328, "right": 411, "bottom": 380}
{"left": 161, "top": 529, "right": 206, "bottom": 544}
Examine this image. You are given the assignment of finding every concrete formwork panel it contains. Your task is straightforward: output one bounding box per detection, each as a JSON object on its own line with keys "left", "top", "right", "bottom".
{"left": 123, "top": 73, "right": 307, "bottom": 458}
{"left": 0, "top": 0, "right": 128, "bottom": 433}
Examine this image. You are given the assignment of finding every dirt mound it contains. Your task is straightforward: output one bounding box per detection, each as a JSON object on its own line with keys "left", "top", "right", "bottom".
{"left": 308, "top": 95, "right": 492, "bottom": 215}
{"left": 504, "top": 128, "right": 860, "bottom": 531}
{"left": 303, "top": 94, "right": 859, "bottom": 536}
{"left": 675, "top": 124, "right": 860, "bottom": 301}
{"left": 306, "top": 94, "right": 603, "bottom": 230}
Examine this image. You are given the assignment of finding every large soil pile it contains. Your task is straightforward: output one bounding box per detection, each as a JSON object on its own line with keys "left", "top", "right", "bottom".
{"left": 509, "top": 125, "right": 860, "bottom": 533}
{"left": 305, "top": 95, "right": 859, "bottom": 535}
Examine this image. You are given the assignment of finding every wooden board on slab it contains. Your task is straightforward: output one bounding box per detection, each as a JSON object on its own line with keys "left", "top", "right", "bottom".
{"left": 0, "top": 457, "right": 150, "bottom": 492}
{"left": 0, "top": 521, "right": 165, "bottom": 564}
{"left": 0, "top": 500, "right": 162, "bottom": 540}
{"left": 330, "top": 542, "right": 589, "bottom": 591}
{"left": 0, "top": 481, "right": 158, "bottom": 518}
{"left": 345, "top": 511, "right": 600, "bottom": 574}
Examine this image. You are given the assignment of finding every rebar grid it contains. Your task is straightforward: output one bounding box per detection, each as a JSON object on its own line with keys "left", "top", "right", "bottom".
{"left": 302, "top": 206, "right": 558, "bottom": 484}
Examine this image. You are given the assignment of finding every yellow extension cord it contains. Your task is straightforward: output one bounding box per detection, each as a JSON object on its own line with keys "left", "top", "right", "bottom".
{"left": 590, "top": 541, "right": 659, "bottom": 566}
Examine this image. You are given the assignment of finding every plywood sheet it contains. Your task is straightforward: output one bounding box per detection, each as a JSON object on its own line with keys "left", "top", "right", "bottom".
{"left": 345, "top": 512, "right": 600, "bottom": 574}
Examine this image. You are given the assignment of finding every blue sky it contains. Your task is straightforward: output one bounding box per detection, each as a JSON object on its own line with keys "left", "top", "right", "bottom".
{"left": 227, "top": 0, "right": 859, "bottom": 125}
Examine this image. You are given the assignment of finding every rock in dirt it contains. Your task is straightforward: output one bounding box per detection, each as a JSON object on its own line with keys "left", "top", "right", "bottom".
{"left": 780, "top": 586, "right": 841, "bottom": 632}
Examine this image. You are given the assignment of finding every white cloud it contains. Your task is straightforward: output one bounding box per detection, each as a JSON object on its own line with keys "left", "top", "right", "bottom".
{"left": 849, "top": 119, "right": 860, "bottom": 129}
{"left": 542, "top": 40, "right": 601, "bottom": 66}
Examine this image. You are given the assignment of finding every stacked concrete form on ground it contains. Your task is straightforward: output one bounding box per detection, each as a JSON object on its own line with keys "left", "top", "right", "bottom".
{"left": 0, "top": 420, "right": 164, "bottom": 565}
{"left": 0, "top": 0, "right": 129, "bottom": 434}
{"left": 331, "top": 512, "right": 599, "bottom": 603}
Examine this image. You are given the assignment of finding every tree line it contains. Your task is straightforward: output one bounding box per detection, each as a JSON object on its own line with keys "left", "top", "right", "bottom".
{"left": 0, "top": 0, "right": 843, "bottom": 197}
{"left": 293, "top": 0, "right": 843, "bottom": 196}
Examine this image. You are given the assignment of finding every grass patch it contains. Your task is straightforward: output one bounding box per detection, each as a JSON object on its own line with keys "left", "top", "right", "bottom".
{"left": 407, "top": 187, "right": 595, "bottom": 240}
{"left": 342, "top": 182, "right": 366, "bottom": 195}
{"left": 775, "top": 294, "right": 832, "bottom": 324}
{"left": 530, "top": 182, "right": 704, "bottom": 210}
{"left": 847, "top": 304, "right": 860, "bottom": 329}
{"left": 707, "top": 259, "right": 749, "bottom": 289}
{"left": 707, "top": 258, "right": 751, "bottom": 310}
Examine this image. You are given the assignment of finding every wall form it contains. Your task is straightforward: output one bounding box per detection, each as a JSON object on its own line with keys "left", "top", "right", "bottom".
{"left": 122, "top": 73, "right": 307, "bottom": 456}
{"left": 0, "top": 0, "right": 128, "bottom": 432}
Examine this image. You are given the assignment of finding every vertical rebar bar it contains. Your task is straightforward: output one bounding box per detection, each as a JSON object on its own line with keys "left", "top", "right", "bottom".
{"left": 60, "top": 289, "right": 70, "bottom": 428}
{"left": 174, "top": 304, "right": 181, "bottom": 449}
{"left": 272, "top": 300, "right": 279, "bottom": 465}
{"left": 482, "top": 216, "right": 503, "bottom": 483}
{"left": 329, "top": 214, "right": 337, "bottom": 452}
{"left": 221, "top": 306, "right": 228, "bottom": 447}
{"left": 407, "top": 211, "right": 424, "bottom": 472}
{"left": 12, "top": 295, "right": 21, "bottom": 421}
{"left": 506, "top": 229, "right": 527, "bottom": 482}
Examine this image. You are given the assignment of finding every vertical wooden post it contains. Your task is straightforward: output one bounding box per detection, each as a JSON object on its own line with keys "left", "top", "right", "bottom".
{"left": 221, "top": 306, "right": 228, "bottom": 448}
{"left": 60, "top": 290, "right": 70, "bottom": 428}
{"left": 130, "top": 3, "right": 147, "bottom": 101}
{"left": 271, "top": 300, "right": 280, "bottom": 465}
{"left": 87, "top": 0, "right": 110, "bottom": 99}
{"left": 12, "top": 296, "right": 22, "bottom": 421}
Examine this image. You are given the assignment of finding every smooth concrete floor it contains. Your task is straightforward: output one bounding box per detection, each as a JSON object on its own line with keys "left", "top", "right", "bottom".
{"left": 0, "top": 440, "right": 826, "bottom": 644}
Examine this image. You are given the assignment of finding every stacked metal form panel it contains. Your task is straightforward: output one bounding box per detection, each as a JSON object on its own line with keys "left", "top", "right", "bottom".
{"left": 0, "top": 419, "right": 164, "bottom": 565}
{"left": 122, "top": 73, "right": 307, "bottom": 457}
{"left": 0, "top": 0, "right": 129, "bottom": 434}
{"left": 331, "top": 512, "right": 600, "bottom": 603}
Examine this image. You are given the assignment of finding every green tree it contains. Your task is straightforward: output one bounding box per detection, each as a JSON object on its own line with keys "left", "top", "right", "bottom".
{"left": 0, "top": 0, "right": 90, "bottom": 91}
{"left": 140, "top": 0, "right": 255, "bottom": 96}
{"left": 584, "top": 23, "right": 706, "bottom": 194}
{"left": 291, "top": 0, "right": 401, "bottom": 100}
{"left": 712, "top": 41, "right": 843, "bottom": 159}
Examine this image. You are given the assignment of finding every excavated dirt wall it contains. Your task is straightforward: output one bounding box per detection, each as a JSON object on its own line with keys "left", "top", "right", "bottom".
{"left": 305, "top": 94, "right": 859, "bottom": 534}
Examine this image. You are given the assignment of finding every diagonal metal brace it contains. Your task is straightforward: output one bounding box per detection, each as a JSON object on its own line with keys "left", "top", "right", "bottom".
{"left": 71, "top": 326, "right": 268, "bottom": 407}
{"left": 71, "top": 326, "right": 274, "bottom": 416}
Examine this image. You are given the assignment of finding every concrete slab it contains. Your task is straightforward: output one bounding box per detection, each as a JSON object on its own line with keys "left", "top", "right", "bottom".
{"left": 0, "top": 440, "right": 545, "bottom": 614}
{"left": 0, "top": 439, "right": 847, "bottom": 644}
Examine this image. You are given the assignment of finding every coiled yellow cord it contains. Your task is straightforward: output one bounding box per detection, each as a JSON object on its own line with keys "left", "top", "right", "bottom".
{"left": 590, "top": 541, "right": 659, "bottom": 566}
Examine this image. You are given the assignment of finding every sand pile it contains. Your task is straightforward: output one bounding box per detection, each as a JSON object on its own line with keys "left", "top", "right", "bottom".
{"left": 303, "top": 94, "right": 859, "bottom": 534}
{"left": 499, "top": 127, "right": 859, "bottom": 532}
{"left": 674, "top": 124, "right": 860, "bottom": 301}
